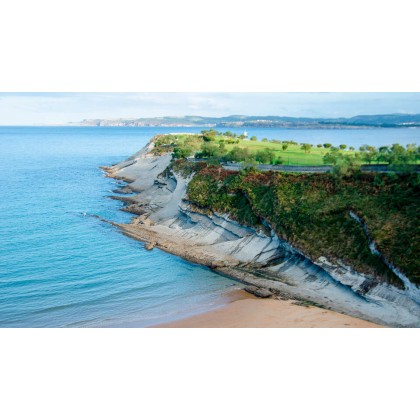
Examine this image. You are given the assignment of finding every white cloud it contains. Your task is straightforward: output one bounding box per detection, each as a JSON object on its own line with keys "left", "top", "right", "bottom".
{"left": 0, "top": 93, "right": 419, "bottom": 125}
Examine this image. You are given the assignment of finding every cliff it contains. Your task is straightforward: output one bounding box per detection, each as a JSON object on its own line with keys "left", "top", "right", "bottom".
{"left": 103, "top": 136, "right": 420, "bottom": 327}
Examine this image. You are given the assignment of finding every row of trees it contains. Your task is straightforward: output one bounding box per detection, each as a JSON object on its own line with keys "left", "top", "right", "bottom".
{"left": 201, "top": 131, "right": 354, "bottom": 152}
{"left": 357, "top": 143, "right": 419, "bottom": 165}
{"left": 323, "top": 143, "right": 420, "bottom": 175}
{"left": 195, "top": 143, "right": 282, "bottom": 165}
{"left": 172, "top": 132, "right": 419, "bottom": 171}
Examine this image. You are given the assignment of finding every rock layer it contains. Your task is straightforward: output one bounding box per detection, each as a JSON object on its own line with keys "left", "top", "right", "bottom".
{"left": 104, "top": 138, "right": 420, "bottom": 327}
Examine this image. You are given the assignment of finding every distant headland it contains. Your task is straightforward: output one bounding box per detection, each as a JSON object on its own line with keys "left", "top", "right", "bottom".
{"left": 72, "top": 113, "right": 420, "bottom": 129}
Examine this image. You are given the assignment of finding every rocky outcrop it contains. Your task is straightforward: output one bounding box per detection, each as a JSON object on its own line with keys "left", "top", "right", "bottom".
{"left": 104, "top": 139, "right": 420, "bottom": 327}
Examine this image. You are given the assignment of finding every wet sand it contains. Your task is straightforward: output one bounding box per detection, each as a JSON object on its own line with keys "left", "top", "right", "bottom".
{"left": 158, "top": 291, "right": 382, "bottom": 328}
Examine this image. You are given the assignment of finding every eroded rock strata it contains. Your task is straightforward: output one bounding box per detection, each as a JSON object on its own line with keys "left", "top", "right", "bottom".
{"left": 103, "top": 138, "right": 420, "bottom": 327}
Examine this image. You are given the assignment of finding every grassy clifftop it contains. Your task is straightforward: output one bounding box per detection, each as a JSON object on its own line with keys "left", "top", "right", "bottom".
{"left": 185, "top": 165, "right": 420, "bottom": 288}
{"left": 152, "top": 132, "right": 419, "bottom": 167}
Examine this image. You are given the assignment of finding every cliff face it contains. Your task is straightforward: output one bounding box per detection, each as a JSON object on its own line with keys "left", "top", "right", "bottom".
{"left": 104, "top": 140, "right": 420, "bottom": 327}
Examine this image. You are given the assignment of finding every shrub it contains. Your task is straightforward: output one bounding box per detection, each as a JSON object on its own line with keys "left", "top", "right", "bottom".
{"left": 173, "top": 145, "right": 193, "bottom": 159}
{"left": 323, "top": 150, "right": 362, "bottom": 177}
{"left": 196, "top": 142, "right": 219, "bottom": 158}
{"left": 201, "top": 129, "right": 218, "bottom": 142}
{"left": 226, "top": 146, "right": 255, "bottom": 163}
{"left": 301, "top": 143, "right": 312, "bottom": 154}
{"left": 255, "top": 149, "right": 276, "bottom": 164}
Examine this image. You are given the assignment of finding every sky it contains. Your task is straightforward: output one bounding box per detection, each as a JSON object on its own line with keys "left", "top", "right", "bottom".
{"left": 0, "top": 92, "right": 419, "bottom": 125}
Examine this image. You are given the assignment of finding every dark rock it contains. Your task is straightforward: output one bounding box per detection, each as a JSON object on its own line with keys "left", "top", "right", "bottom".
{"left": 112, "top": 186, "right": 133, "bottom": 194}
{"left": 244, "top": 286, "right": 273, "bottom": 298}
{"left": 122, "top": 204, "right": 146, "bottom": 215}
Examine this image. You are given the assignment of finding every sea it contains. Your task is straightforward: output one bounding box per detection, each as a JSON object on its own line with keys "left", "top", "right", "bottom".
{"left": 1, "top": 126, "right": 419, "bottom": 327}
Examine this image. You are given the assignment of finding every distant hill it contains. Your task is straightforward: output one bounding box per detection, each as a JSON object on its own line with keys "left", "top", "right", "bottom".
{"left": 75, "top": 114, "right": 420, "bottom": 128}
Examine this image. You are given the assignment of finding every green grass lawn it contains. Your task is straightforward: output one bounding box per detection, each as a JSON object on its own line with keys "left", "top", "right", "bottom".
{"left": 223, "top": 139, "right": 353, "bottom": 166}
{"left": 155, "top": 133, "right": 355, "bottom": 166}
{"left": 153, "top": 133, "right": 415, "bottom": 166}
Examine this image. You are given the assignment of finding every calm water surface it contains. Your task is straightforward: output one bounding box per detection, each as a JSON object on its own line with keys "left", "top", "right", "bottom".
{"left": 0, "top": 126, "right": 418, "bottom": 327}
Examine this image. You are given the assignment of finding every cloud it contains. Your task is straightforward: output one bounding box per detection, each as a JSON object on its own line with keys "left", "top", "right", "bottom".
{"left": 0, "top": 92, "right": 420, "bottom": 125}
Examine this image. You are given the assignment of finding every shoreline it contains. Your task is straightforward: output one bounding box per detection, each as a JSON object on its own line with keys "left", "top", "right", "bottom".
{"left": 101, "top": 140, "right": 420, "bottom": 328}
{"left": 156, "top": 291, "right": 382, "bottom": 328}
{"left": 116, "top": 220, "right": 388, "bottom": 327}
{"left": 101, "top": 164, "right": 397, "bottom": 327}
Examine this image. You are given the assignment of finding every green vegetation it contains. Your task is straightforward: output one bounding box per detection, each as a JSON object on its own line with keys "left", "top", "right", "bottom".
{"left": 301, "top": 143, "right": 312, "bottom": 154}
{"left": 152, "top": 132, "right": 419, "bottom": 169}
{"left": 323, "top": 150, "right": 363, "bottom": 177}
{"left": 359, "top": 143, "right": 420, "bottom": 170}
{"left": 152, "top": 132, "right": 356, "bottom": 165}
{"left": 153, "top": 134, "right": 202, "bottom": 157}
{"left": 153, "top": 133, "right": 419, "bottom": 287}
{"left": 187, "top": 166, "right": 420, "bottom": 287}
{"left": 323, "top": 143, "right": 420, "bottom": 176}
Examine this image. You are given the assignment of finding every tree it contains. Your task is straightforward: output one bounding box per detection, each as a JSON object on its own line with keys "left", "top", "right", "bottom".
{"left": 349, "top": 146, "right": 355, "bottom": 151}
{"left": 339, "top": 144, "right": 347, "bottom": 150}
{"left": 361, "top": 146, "right": 378, "bottom": 164}
{"left": 196, "top": 142, "right": 219, "bottom": 158}
{"left": 255, "top": 149, "right": 276, "bottom": 164}
{"left": 262, "top": 138, "right": 268, "bottom": 142}
{"left": 282, "top": 144, "right": 288, "bottom": 151}
{"left": 406, "top": 144, "right": 420, "bottom": 164}
{"left": 386, "top": 144, "right": 413, "bottom": 171}
{"left": 250, "top": 136, "right": 258, "bottom": 141}
{"left": 377, "top": 146, "right": 390, "bottom": 163}
{"left": 323, "top": 150, "right": 362, "bottom": 177}
{"left": 317, "top": 144, "right": 323, "bottom": 148}
{"left": 226, "top": 146, "right": 255, "bottom": 163}
{"left": 301, "top": 143, "right": 312, "bottom": 154}
{"left": 323, "top": 143, "right": 332, "bottom": 148}
{"left": 201, "top": 129, "right": 218, "bottom": 142}
{"left": 173, "top": 145, "right": 193, "bottom": 159}
{"left": 323, "top": 151, "right": 339, "bottom": 165}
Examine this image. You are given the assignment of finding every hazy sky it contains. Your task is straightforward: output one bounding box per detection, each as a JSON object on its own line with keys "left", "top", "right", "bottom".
{"left": 0, "top": 92, "right": 419, "bottom": 125}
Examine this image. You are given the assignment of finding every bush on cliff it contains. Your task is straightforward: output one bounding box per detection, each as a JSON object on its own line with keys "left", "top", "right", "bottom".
{"left": 187, "top": 167, "right": 420, "bottom": 288}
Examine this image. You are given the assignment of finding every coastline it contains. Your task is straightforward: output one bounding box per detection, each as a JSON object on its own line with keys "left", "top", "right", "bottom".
{"left": 102, "top": 137, "right": 420, "bottom": 328}
{"left": 115, "top": 220, "right": 394, "bottom": 326}
{"left": 157, "top": 292, "right": 382, "bottom": 328}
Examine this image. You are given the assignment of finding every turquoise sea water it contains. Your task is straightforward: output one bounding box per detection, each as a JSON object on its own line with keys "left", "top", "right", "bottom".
{"left": 1, "top": 126, "right": 419, "bottom": 327}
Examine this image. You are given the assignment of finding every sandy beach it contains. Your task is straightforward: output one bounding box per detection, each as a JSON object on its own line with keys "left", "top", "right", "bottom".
{"left": 158, "top": 290, "right": 382, "bottom": 328}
